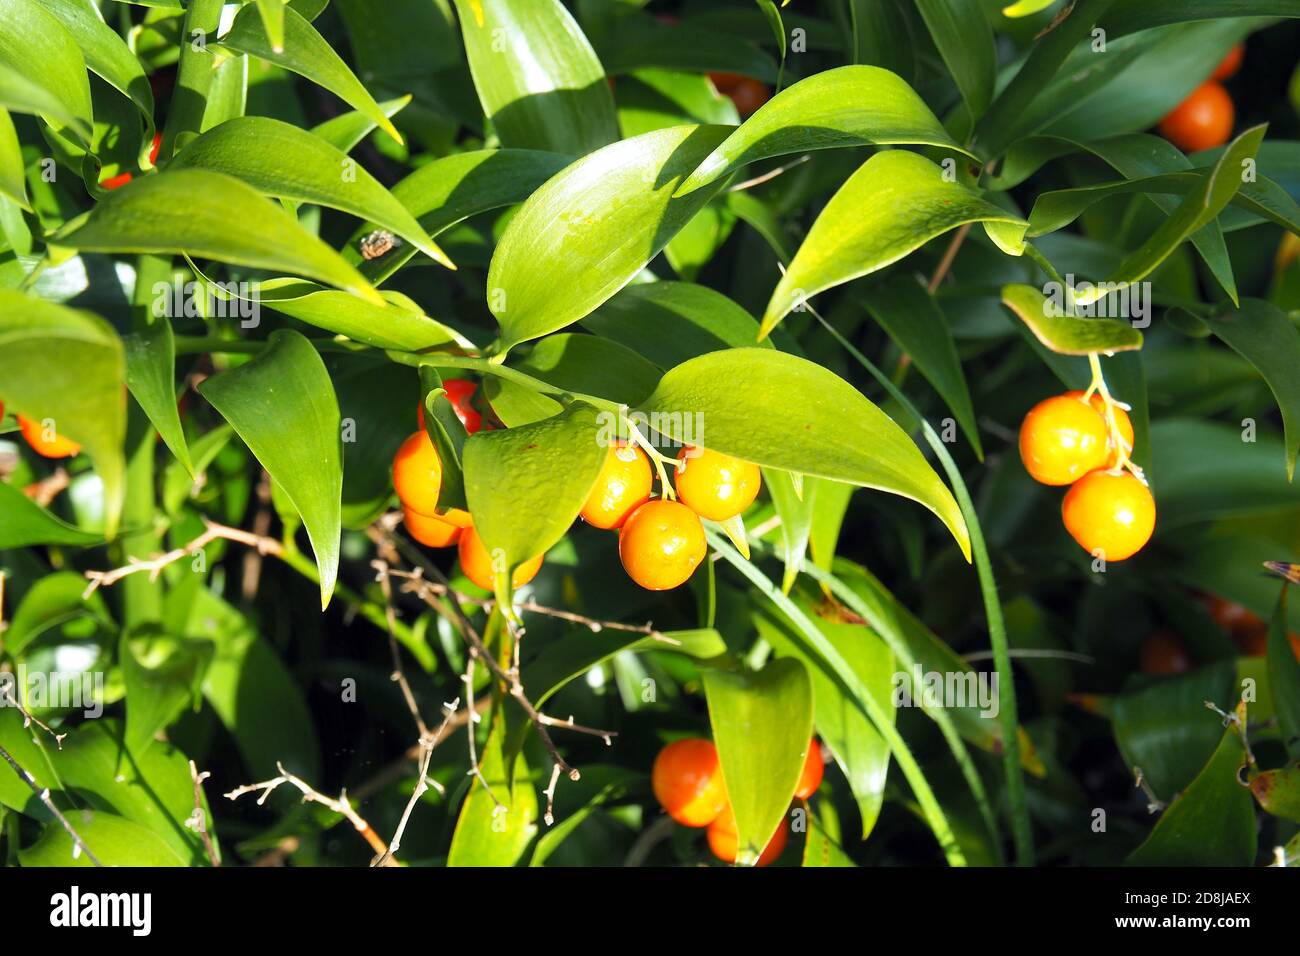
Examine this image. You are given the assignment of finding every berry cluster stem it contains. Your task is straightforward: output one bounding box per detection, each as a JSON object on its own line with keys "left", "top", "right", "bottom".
{"left": 622, "top": 409, "right": 679, "bottom": 500}
{"left": 1085, "top": 353, "right": 1144, "bottom": 483}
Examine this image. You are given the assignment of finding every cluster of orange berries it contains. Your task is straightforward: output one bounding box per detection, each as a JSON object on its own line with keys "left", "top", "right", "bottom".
{"left": 1019, "top": 390, "right": 1154, "bottom": 562}
{"left": 1158, "top": 44, "right": 1242, "bottom": 153}
{"left": 0, "top": 400, "right": 82, "bottom": 459}
{"left": 392, "top": 383, "right": 761, "bottom": 593}
{"left": 651, "top": 737, "right": 824, "bottom": 866}
{"left": 1140, "top": 594, "right": 1300, "bottom": 675}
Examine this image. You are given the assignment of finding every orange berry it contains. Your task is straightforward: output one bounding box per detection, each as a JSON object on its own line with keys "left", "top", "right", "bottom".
{"left": 707, "top": 804, "right": 787, "bottom": 866}
{"left": 392, "top": 430, "right": 443, "bottom": 517}
{"left": 1210, "top": 43, "right": 1243, "bottom": 81}
{"left": 727, "top": 77, "right": 770, "bottom": 118}
{"left": 101, "top": 170, "right": 133, "bottom": 190}
{"left": 402, "top": 506, "right": 467, "bottom": 548}
{"left": 674, "top": 446, "right": 761, "bottom": 521}
{"left": 618, "top": 499, "right": 707, "bottom": 590}
{"left": 457, "top": 525, "right": 542, "bottom": 592}
{"left": 581, "top": 443, "right": 652, "bottom": 530}
{"left": 1201, "top": 594, "right": 1265, "bottom": 642}
{"left": 794, "top": 739, "right": 824, "bottom": 800}
{"left": 1061, "top": 470, "right": 1156, "bottom": 562}
{"left": 17, "top": 414, "right": 80, "bottom": 458}
{"left": 417, "top": 379, "right": 482, "bottom": 435}
{"left": 708, "top": 71, "right": 746, "bottom": 93}
{"left": 1140, "top": 630, "right": 1191, "bottom": 676}
{"left": 1018, "top": 394, "right": 1109, "bottom": 486}
{"left": 1064, "top": 390, "right": 1134, "bottom": 469}
{"left": 1158, "top": 81, "right": 1234, "bottom": 153}
{"left": 652, "top": 738, "right": 728, "bottom": 828}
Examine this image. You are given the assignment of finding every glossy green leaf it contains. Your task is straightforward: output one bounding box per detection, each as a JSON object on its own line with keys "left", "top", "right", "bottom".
{"left": 762, "top": 150, "right": 1025, "bottom": 338}
{"left": 489, "top": 124, "right": 730, "bottom": 354}
{"left": 1000, "top": 284, "right": 1144, "bottom": 356}
{"left": 122, "top": 318, "right": 191, "bottom": 475}
{"left": 1268, "top": 589, "right": 1300, "bottom": 758}
{"left": 640, "top": 348, "right": 971, "bottom": 560}
{"left": 803, "top": 809, "right": 858, "bottom": 866}
{"left": 462, "top": 403, "right": 606, "bottom": 606}
{"left": 1103, "top": 0, "right": 1299, "bottom": 39}
{"left": 1001, "top": 0, "right": 1056, "bottom": 15}
{"left": 121, "top": 632, "right": 212, "bottom": 756}
{"left": 1075, "top": 125, "right": 1266, "bottom": 306}
{"left": 0, "top": 290, "right": 126, "bottom": 538}
{"left": 1127, "top": 726, "right": 1256, "bottom": 866}
{"left": 20, "top": 810, "right": 186, "bottom": 866}
{"left": 0, "top": 0, "right": 92, "bottom": 142}
{"left": 914, "top": 0, "right": 996, "bottom": 119}
{"left": 0, "top": 479, "right": 101, "bottom": 549}
{"left": 173, "top": 117, "right": 451, "bottom": 268}
{"left": 860, "top": 277, "right": 983, "bottom": 459}
{"left": 765, "top": 468, "right": 815, "bottom": 594}
{"left": 198, "top": 330, "right": 342, "bottom": 609}
{"left": 447, "top": 708, "right": 537, "bottom": 866}
{"left": 5, "top": 570, "right": 111, "bottom": 656}
{"left": 220, "top": 3, "right": 402, "bottom": 143}
{"left": 529, "top": 766, "right": 635, "bottom": 866}
{"left": 596, "top": 13, "right": 776, "bottom": 83}
{"left": 512, "top": 333, "right": 661, "bottom": 408}
{"left": 677, "top": 66, "right": 973, "bottom": 196}
{"left": 580, "top": 281, "right": 770, "bottom": 369}
{"left": 255, "top": 0, "right": 287, "bottom": 52}
{"left": 1199, "top": 300, "right": 1300, "bottom": 480}
{"left": 752, "top": 590, "right": 894, "bottom": 839}
{"left": 1251, "top": 763, "right": 1300, "bottom": 823}
{"left": 419, "top": 365, "right": 468, "bottom": 513}
{"left": 847, "top": 0, "right": 913, "bottom": 78}
{"left": 310, "top": 95, "right": 411, "bottom": 153}
{"left": 451, "top": 0, "right": 617, "bottom": 155}
{"left": 616, "top": 68, "right": 739, "bottom": 139}
{"left": 0, "top": 106, "right": 26, "bottom": 210}
{"left": 53, "top": 169, "right": 383, "bottom": 305}
{"left": 703, "top": 658, "right": 813, "bottom": 866}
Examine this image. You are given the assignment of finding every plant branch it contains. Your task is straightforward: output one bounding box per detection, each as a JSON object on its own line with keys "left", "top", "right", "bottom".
{"left": 0, "top": 744, "right": 102, "bottom": 865}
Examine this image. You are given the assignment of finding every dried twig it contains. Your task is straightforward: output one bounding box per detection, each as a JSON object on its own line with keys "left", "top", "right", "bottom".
{"left": 0, "top": 743, "right": 102, "bottom": 865}
{"left": 1133, "top": 767, "right": 1165, "bottom": 814}
{"left": 186, "top": 760, "right": 220, "bottom": 867}
{"left": 23, "top": 468, "right": 68, "bottom": 508}
{"left": 0, "top": 674, "right": 66, "bottom": 748}
{"left": 374, "top": 697, "right": 460, "bottom": 867}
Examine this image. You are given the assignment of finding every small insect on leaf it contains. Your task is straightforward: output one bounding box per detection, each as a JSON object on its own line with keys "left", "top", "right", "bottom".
{"left": 360, "top": 229, "right": 402, "bottom": 260}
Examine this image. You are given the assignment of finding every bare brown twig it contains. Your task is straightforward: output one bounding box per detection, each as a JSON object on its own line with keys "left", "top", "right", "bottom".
{"left": 187, "top": 760, "right": 220, "bottom": 867}
{"left": 0, "top": 743, "right": 102, "bottom": 865}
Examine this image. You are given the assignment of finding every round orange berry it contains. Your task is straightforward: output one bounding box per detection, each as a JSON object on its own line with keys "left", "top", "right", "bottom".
{"left": 392, "top": 430, "right": 443, "bottom": 516}
{"left": 707, "top": 805, "right": 787, "bottom": 866}
{"left": 1139, "top": 630, "right": 1191, "bottom": 676}
{"left": 727, "top": 78, "right": 770, "bottom": 118}
{"left": 458, "top": 525, "right": 542, "bottom": 592}
{"left": 794, "top": 739, "right": 824, "bottom": 800}
{"left": 653, "top": 738, "right": 728, "bottom": 827}
{"left": 1158, "top": 81, "right": 1234, "bottom": 153}
{"left": 674, "top": 446, "right": 761, "bottom": 521}
{"left": 17, "top": 414, "right": 81, "bottom": 458}
{"left": 581, "top": 443, "right": 653, "bottom": 530}
{"left": 1018, "top": 394, "right": 1109, "bottom": 486}
{"left": 618, "top": 499, "right": 707, "bottom": 590}
{"left": 1210, "top": 43, "right": 1243, "bottom": 81}
{"left": 1064, "top": 390, "right": 1134, "bottom": 469}
{"left": 708, "top": 71, "right": 745, "bottom": 93}
{"left": 402, "top": 506, "right": 466, "bottom": 548}
{"left": 1061, "top": 470, "right": 1156, "bottom": 562}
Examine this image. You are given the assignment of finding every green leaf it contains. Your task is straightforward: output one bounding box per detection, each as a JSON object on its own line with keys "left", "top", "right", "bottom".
{"left": 5, "top": 570, "right": 111, "bottom": 656}
{"left": 310, "top": 95, "right": 411, "bottom": 153}
{"left": 529, "top": 765, "right": 636, "bottom": 866}
{"left": 20, "top": 810, "right": 186, "bottom": 866}
{"left": 640, "top": 348, "right": 971, "bottom": 561}
{"left": 0, "top": 480, "right": 101, "bottom": 549}
{"left": 0, "top": 290, "right": 126, "bottom": 538}
{"left": 596, "top": 13, "right": 777, "bottom": 84}
{"left": 0, "top": 0, "right": 92, "bottom": 143}
{"left": 447, "top": 708, "right": 537, "bottom": 866}
{"left": 1103, "top": 0, "right": 1299, "bottom": 38}
{"left": 703, "top": 659, "right": 813, "bottom": 866}
{"left": 765, "top": 468, "right": 815, "bottom": 594}
{"left": 1251, "top": 763, "right": 1300, "bottom": 823}
{"left": 419, "top": 365, "right": 468, "bottom": 513}
{"left": 761, "top": 150, "right": 1025, "bottom": 338}
{"left": 121, "top": 631, "right": 213, "bottom": 756}
{"left": 1199, "top": 299, "right": 1300, "bottom": 481}
{"left": 676, "top": 66, "right": 973, "bottom": 196}
{"left": 462, "top": 403, "right": 607, "bottom": 607}
{"left": 198, "top": 330, "right": 342, "bottom": 609}
{"left": 450, "top": 0, "right": 617, "bottom": 155}
{"left": 122, "top": 318, "right": 191, "bottom": 475}
{"left": 512, "top": 333, "right": 661, "bottom": 408}
{"left": 220, "top": 3, "right": 402, "bottom": 144}
{"left": 1268, "top": 589, "right": 1300, "bottom": 758}
{"left": 847, "top": 0, "right": 913, "bottom": 78}
{"left": 1074, "top": 125, "right": 1267, "bottom": 306}
{"left": 1000, "top": 284, "right": 1144, "bottom": 355}
{"left": 616, "top": 68, "right": 739, "bottom": 139}
{"left": 0, "top": 106, "right": 27, "bottom": 210}
{"left": 860, "top": 277, "right": 983, "bottom": 459}
{"left": 255, "top": 0, "right": 287, "bottom": 52}
{"left": 1127, "top": 726, "right": 1256, "bottom": 866}
{"left": 488, "top": 124, "right": 730, "bottom": 354}
{"left": 752, "top": 590, "right": 894, "bottom": 839}
{"left": 173, "top": 117, "right": 451, "bottom": 268}
{"left": 53, "top": 169, "right": 384, "bottom": 305}
{"left": 803, "top": 808, "right": 858, "bottom": 866}
{"left": 580, "top": 281, "right": 771, "bottom": 370}
{"left": 913, "top": 0, "right": 996, "bottom": 120}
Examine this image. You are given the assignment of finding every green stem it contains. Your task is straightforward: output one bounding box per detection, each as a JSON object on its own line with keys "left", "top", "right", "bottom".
{"left": 158, "top": 0, "right": 225, "bottom": 161}
{"left": 811, "top": 310, "right": 1035, "bottom": 866}
{"left": 709, "top": 532, "right": 967, "bottom": 867}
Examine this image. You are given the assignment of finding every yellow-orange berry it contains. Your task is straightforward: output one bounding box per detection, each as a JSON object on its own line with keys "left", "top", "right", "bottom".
{"left": 1061, "top": 470, "right": 1156, "bottom": 562}
{"left": 618, "top": 499, "right": 707, "bottom": 590}
{"left": 458, "top": 525, "right": 542, "bottom": 592}
{"left": 403, "top": 506, "right": 465, "bottom": 548}
{"left": 794, "top": 739, "right": 824, "bottom": 799}
{"left": 1018, "top": 394, "right": 1109, "bottom": 486}
{"left": 1158, "top": 81, "right": 1234, "bottom": 153}
{"left": 392, "top": 430, "right": 443, "bottom": 516}
{"left": 17, "top": 414, "right": 80, "bottom": 458}
{"left": 674, "top": 446, "right": 761, "bottom": 521}
{"left": 580, "top": 443, "right": 652, "bottom": 530}
{"left": 652, "top": 738, "right": 727, "bottom": 827}
{"left": 707, "top": 804, "right": 787, "bottom": 866}
{"left": 1065, "top": 390, "right": 1134, "bottom": 469}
